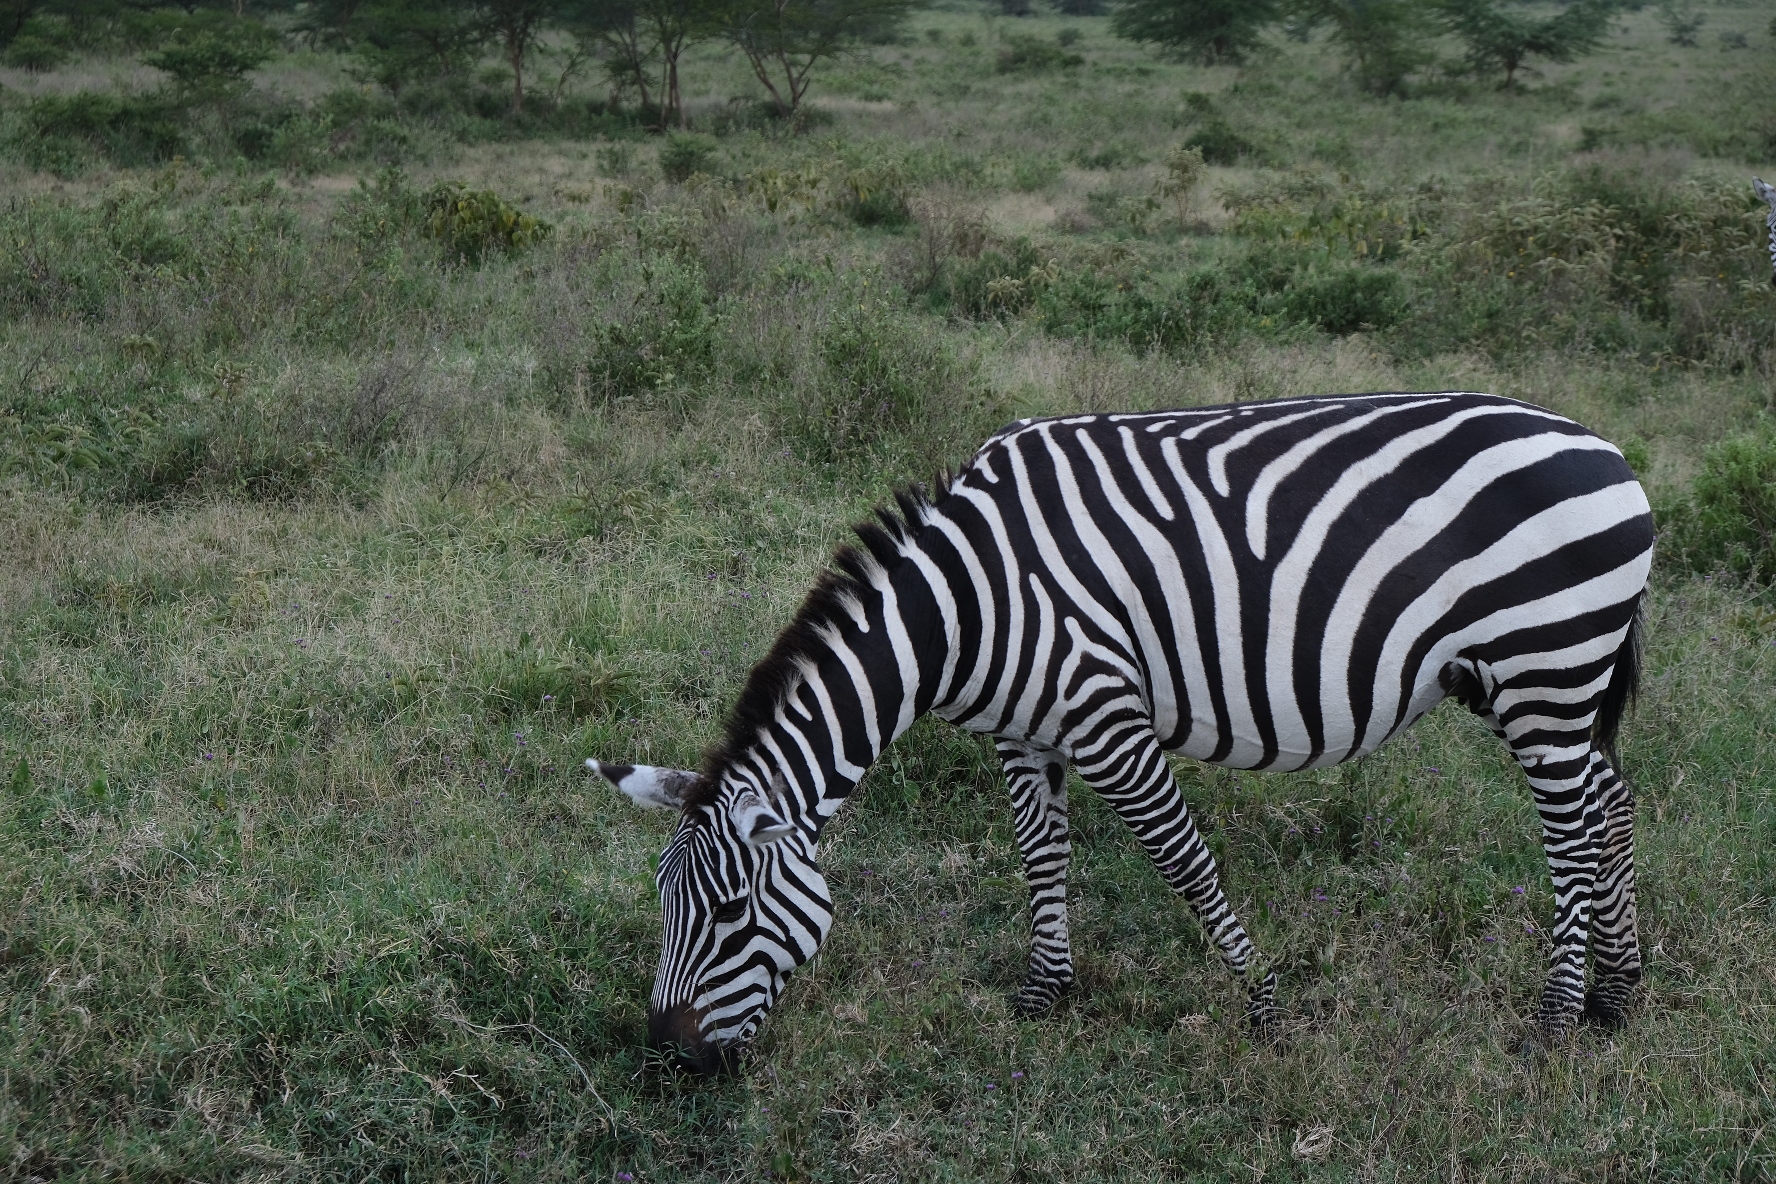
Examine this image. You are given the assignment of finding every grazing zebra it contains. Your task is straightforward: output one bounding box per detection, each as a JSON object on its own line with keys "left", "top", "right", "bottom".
{"left": 591, "top": 391, "right": 1652, "bottom": 1073}
{"left": 1755, "top": 176, "right": 1776, "bottom": 285}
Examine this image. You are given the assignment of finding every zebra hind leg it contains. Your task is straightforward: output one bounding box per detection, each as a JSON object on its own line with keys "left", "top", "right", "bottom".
{"left": 1505, "top": 724, "right": 1608, "bottom": 1045}
{"left": 1073, "top": 730, "right": 1278, "bottom": 1035}
{"left": 998, "top": 741, "right": 1075, "bottom": 1016}
{"left": 1583, "top": 762, "right": 1641, "bottom": 1028}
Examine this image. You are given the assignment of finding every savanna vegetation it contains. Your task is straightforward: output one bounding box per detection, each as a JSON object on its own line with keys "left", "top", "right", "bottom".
{"left": 2, "top": 0, "right": 1775, "bottom": 1179}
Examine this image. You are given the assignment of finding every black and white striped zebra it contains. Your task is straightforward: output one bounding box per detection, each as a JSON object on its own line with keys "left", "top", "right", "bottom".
{"left": 591, "top": 391, "right": 1652, "bottom": 1072}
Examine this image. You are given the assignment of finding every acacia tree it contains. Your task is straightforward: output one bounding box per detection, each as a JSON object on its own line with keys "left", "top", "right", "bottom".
{"left": 353, "top": 0, "right": 483, "bottom": 92}
{"left": 724, "top": 0, "right": 916, "bottom": 118}
{"left": 1110, "top": 0, "right": 1278, "bottom": 64}
{"left": 478, "top": 0, "right": 555, "bottom": 114}
{"left": 571, "top": 0, "right": 658, "bottom": 116}
{"left": 1290, "top": 0, "right": 1434, "bottom": 96}
{"left": 1441, "top": 0, "right": 1612, "bottom": 88}
{"left": 632, "top": 0, "right": 723, "bottom": 127}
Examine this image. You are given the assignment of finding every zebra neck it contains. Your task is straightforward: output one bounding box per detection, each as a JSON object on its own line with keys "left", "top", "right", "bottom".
{"left": 718, "top": 541, "right": 955, "bottom": 838}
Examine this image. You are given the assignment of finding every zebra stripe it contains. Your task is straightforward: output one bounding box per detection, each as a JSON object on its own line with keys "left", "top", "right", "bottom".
{"left": 593, "top": 391, "right": 1652, "bottom": 1068}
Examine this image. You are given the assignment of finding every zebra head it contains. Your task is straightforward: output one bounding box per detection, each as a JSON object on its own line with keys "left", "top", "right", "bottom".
{"left": 588, "top": 759, "right": 833, "bottom": 1074}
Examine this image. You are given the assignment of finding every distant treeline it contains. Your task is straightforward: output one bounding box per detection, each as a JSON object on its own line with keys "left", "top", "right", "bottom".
{"left": 0, "top": 0, "right": 923, "bottom": 124}
{"left": 1111, "top": 0, "right": 1632, "bottom": 96}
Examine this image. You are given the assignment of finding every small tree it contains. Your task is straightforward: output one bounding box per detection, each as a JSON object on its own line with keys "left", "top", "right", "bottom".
{"left": 1159, "top": 143, "right": 1205, "bottom": 228}
{"left": 1441, "top": 0, "right": 1611, "bottom": 89}
{"left": 355, "top": 0, "right": 483, "bottom": 93}
{"left": 142, "top": 11, "right": 278, "bottom": 97}
{"left": 1110, "top": 0, "right": 1279, "bottom": 64}
{"left": 570, "top": 0, "right": 658, "bottom": 116}
{"left": 478, "top": 0, "right": 556, "bottom": 115}
{"left": 1656, "top": 1, "right": 1703, "bottom": 47}
{"left": 725, "top": 0, "right": 919, "bottom": 118}
{"left": 1290, "top": 0, "right": 1433, "bottom": 96}
{"left": 634, "top": 0, "right": 726, "bottom": 128}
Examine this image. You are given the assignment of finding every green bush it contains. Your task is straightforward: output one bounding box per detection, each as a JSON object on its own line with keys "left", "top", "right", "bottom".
{"left": 1036, "top": 265, "right": 1259, "bottom": 355}
{"left": 578, "top": 255, "right": 719, "bottom": 401}
{"left": 996, "top": 34, "right": 1085, "bottom": 73}
{"left": 794, "top": 296, "right": 977, "bottom": 460}
{"left": 1667, "top": 425, "right": 1776, "bottom": 583}
{"left": 337, "top": 167, "right": 428, "bottom": 245}
{"left": 660, "top": 132, "right": 719, "bottom": 184}
{"left": 9, "top": 92, "right": 187, "bottom": 175}
{"left": 2, "top": 32, "right": 67, "bottom": 72}
{"left": 1183, "top": 119, "right": 1259, "bottom": 165}
{"left": 423, "top": 183, "right": 551, "bottom": 264}
{"left": 1279, "top": 266, "right": 1406, "bottom": 333}
{"left": 142, "top": 15, "right": 277, "bottom": 96}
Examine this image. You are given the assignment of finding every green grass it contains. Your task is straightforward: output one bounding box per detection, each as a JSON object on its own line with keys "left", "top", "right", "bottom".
{"left": 3, "top": 4, "right": 1776, "bottom": 1179}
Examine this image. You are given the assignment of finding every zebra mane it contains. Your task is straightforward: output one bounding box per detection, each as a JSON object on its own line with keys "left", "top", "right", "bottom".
{"left": 694, "top": 476, "right": 955, "bottom": 800}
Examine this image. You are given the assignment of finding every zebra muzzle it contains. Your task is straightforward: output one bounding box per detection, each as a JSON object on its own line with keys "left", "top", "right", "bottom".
{"left": 647, "top": 1003, "right": 736, "bottom": 1076}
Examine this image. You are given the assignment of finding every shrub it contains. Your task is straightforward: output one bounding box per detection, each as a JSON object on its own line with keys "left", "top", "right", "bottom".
{"left": 336, "top": 167, "right": 428, "bottom": 245}
{"left": 1072, "top": 141, "right": 1145, "bottom": 170}
{"left": 423, "top": 183, "right": 551, "bottom": 263}
{"left": 577, "top": 255, "right": 719, "bottom": 401}
{"left": 142, "top": 15, "right": 278, "bottom": 96}
{"left": 996, "top": 34, "right": 1085, "bottom": 73}
{"left": 661, "top": 132, "right": 719, "bottom": 184}
{"left": 793, "top": 296, "right": 979, "bottom": 460}
{"left": 1183, "top": 119, "right": 1259, "bottom": 165}
{"left": 1278, "top": 266, "right": 1406, "bottom": 333}
{"left": 2, "top": 32, "right": 66, "bottom": 72}
{"left": 10, "top": 92, "right": 187, "bottom": 175}
{"left": 1035, "top": 265, "right": 1259, "bottom": 355}
{"left": 941, "top": 237, "right": 1048, "bottom": 318}
{"left": 1667, "top": 425, "right": 1776, "bottom": 583}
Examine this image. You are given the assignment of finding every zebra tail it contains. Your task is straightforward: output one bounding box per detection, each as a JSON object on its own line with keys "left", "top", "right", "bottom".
{"left": 1593, "top": 594, "right": 1645, "bottom": 767}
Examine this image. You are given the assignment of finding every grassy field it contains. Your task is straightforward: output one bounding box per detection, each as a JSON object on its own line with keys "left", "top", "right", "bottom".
{"left": 3, "top": 3, "right": 1776, "bottom": 1180}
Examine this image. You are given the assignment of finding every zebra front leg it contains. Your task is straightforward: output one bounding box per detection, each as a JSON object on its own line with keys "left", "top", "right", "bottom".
{"left": 998, "top": 740, "right": 1075, "bottom": 1016}
{"left": 1509, "top": 728, "right": 1606, "bottom": 1044}
{"left": 1073, "top": 728, "right": 1278, "bottom": 1033}
{"left": 1584, "top": 759, "right": 1641, "bottom": 1027}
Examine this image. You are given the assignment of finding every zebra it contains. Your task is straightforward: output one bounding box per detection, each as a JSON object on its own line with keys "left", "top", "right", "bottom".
{"left": 1755, "top": 176, "right": 1776, "bottom": 285}
{"left": 590, "top": 391, "right": 1652, "bottom": 1073}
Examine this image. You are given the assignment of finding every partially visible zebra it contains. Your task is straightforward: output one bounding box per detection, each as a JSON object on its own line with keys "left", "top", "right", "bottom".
{"left": 1755, "top": 176, "right": 1776, "bottom": 285}
{"left": 591, "top": 392, "right": 1653, "bottom": 1072}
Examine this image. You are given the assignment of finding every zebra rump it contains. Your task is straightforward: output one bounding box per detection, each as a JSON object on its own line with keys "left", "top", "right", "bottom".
{"left": 594, "top": 391, "right": 1654, "bottom": 1070}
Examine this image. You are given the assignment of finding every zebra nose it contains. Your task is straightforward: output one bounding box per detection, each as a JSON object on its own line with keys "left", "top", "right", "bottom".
{"left": 647, "top": 1004, "right": 724, "bottom": 1075}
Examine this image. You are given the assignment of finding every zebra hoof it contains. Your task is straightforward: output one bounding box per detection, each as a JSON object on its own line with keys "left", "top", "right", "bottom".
{"left": 1246, "top": 1005, "right": 1283, "bottom": 1044}
{"left": 1583, "top": 974, "right": 1641, "bottom": 1029}
{"left": 1015, "top": 975, "right": 1072, "bottom": 1018}
{"left": 1531, "top": 1002, "right": 1582, "bottom": 1048}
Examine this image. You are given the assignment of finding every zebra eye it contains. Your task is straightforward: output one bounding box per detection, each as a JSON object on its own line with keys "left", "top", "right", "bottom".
{"left": 710, "top": 897, "right": 747, "bottom": 925}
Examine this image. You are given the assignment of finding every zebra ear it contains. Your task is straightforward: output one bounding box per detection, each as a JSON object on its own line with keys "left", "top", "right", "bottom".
{"left": 588, "top": 761, "right": 705, "bottom": 810}
{"left": 732, "top": 791, "right": 796, "bottom": 846}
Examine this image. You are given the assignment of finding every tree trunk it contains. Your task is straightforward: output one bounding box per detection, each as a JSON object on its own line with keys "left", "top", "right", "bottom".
{"left": 509, "top": 30, "right": 525, "bottom": 114}
{"left": 738, "top": 41, "right": 792, "bottom": 117}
